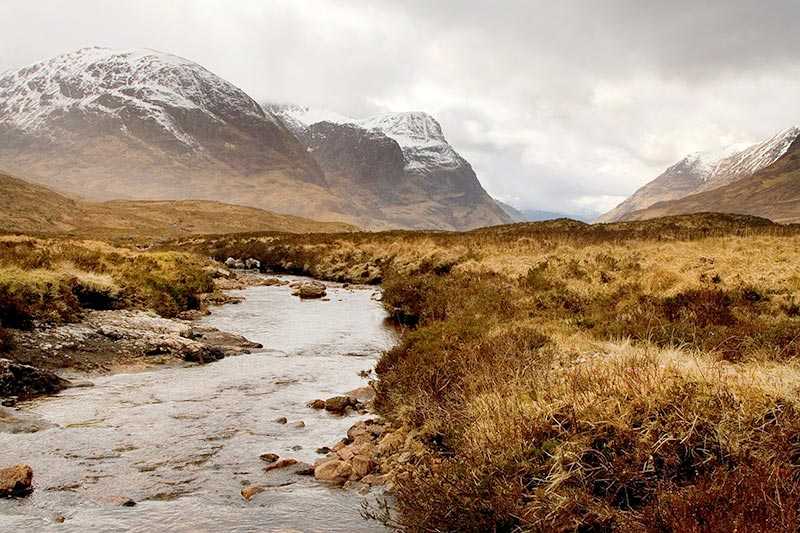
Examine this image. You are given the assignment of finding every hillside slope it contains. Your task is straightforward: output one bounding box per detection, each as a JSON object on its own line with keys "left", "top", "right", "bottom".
{"left": 627, "top": 135, "right": 800, "bottom": 223}
{"left": 0, "top": 172, "right": 354, "bottom": 236}
{"left": 599, "top": 127, "right": 799, "bottom": 222}
{"left": 0, "top": 48, "right": 368, "bottom": 224}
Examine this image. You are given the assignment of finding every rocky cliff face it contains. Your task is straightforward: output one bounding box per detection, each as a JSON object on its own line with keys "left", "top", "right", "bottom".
{"left": 599, "top": 126, "right": 800, "bottom": 222}
{"left": 268, "top": 104, "right": 512, "bottom": 229}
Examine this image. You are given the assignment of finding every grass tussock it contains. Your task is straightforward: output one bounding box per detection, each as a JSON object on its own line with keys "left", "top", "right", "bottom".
{"left": 0, "top": 236, "right": 215, "bottom": 328}
{"left": 174, "top": 214, "right": 800, "bottom": 531}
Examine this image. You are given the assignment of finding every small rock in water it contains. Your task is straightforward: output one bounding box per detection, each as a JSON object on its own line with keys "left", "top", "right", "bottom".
{"left": 244, "top": 258, "right": 261, "bottom": 270}
{"left": 316, "top": 446, "right": 332, "bottom": 455}
{"left": 323, "top": 395, "right": 361, "bottom": 415}
{"left": 274, "top": 417, "right": 288, "bottom": 424}
{"left": 259, "top": 453, "right": 279, "bottom": 464}
{"left": 102, "top": 495, "right": 136, "bottom": 507}
{"left": 264, "top": 458, "right": 298, "bottom": 472}
{"left": 241, "top": 485, "right": 265, "bottom": 501}
{"left": 290, "top": 420, "right": 305, "bottom": 428}
{"left": 0, "top": 464, "right": 33, "bottom": 498}
{"left": 53, "top": 515, "right": 66, "bottom": 524}
{"left": 291, "top": 445, "right": 302, "bottom": 451}
{"left": 296, "top": 465, "right": 315, "bottom": 476}
{"left": 307, "top": 399, "right": 325, "bottom": 409}
{"left": 290, "top": 281, "right": 327, "bottom": 299}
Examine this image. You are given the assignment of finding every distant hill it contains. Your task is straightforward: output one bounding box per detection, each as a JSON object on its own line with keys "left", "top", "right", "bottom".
{"left": 0, "top": 172, "right": 355, "bottom": 237}
{"left": 495, "top": 200, "right": 589, "bottom": 222}
{"left": 599, "top": 126, "right": 799, "bottom": 222}
{"left": 627, "top": 135, "right": 800, "bottom": 223}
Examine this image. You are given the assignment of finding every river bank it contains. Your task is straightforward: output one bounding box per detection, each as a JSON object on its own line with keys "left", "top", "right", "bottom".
{"left": 1, "top": 275, "right": 397, "bottom": 531}
{"left": 0, "top": 271, "right": 282, "bottom": 402}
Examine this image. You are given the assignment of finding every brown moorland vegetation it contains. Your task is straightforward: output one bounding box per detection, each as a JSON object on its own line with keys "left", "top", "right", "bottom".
{"left": 0, "top": 235, "right": 217, "bottom": 353}
{"left": 175, "top": 213, "right": 800, "bottom": 531}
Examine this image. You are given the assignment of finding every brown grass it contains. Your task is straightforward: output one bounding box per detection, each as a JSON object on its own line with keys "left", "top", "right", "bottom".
{"left": 0, "top": 235, "right": 216, "bottom": 327}
{"left": 174, "top": 213, "right": 800, "bottom": 531}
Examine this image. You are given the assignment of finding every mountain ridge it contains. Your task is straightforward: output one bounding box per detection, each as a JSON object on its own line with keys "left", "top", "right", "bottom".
{"left": 599, "top": 126, "right": 800, "bottom": 222}
{"left": 267, "top": 103, "right": 512, "bottom": 229}
{"left": 0, "top": 48, "right": 509, "bottom": 231}
{"left": 625, "top": 134, "right": 800, "bottom": 223}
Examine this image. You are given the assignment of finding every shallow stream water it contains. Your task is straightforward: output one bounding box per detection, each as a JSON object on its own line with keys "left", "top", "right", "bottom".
{"left": 0, "top": 277, "right": 397, "bottom": 532}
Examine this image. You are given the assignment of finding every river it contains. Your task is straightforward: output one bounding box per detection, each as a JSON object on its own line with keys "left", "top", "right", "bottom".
{"left": 0, "top": 278, "right": 397, "bottom": 532}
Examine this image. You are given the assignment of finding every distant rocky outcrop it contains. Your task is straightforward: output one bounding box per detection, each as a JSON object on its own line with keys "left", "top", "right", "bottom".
{"left": 268, "top": 104, "right": 513, "bottom": 230}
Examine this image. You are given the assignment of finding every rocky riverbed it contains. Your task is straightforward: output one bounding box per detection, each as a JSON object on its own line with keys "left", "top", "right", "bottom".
{"left": 0, "top": 275, "right": 397, "bottom": 531}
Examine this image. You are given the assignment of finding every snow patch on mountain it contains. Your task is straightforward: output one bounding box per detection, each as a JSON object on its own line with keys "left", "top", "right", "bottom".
{"left": 357, "top": 112, "right": 462, "bottom": 172}
{"left": 270, "top": 104, "right": 464, "bottom": 173}
{"left": 0, "top": 47, "right": 272, "bottom": 148}
{"left": 709, "top": 127, "right": 799, "bottom": 181}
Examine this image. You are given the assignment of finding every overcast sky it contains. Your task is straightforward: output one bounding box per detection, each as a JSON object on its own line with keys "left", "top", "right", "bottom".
{"left": 2, "top": 1, "right": 800, "bottom": 216}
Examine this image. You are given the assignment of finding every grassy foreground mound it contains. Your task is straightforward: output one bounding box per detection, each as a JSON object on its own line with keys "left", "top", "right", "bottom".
{"left": 0, "top": 235, "right": 215, "bottom": 352}
{"left": 182, "top": 214, "right": 800, "bottom": 531}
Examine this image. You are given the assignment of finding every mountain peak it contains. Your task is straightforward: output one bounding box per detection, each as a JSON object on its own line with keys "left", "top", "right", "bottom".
{"left": 0, "top": 46, "right": 270, "bottom": 145}
{"left": 598, "top": 124, "right": 800, "bottom": 222}
{"left": 358, "top": 111, "right": 446, "bottom": 146}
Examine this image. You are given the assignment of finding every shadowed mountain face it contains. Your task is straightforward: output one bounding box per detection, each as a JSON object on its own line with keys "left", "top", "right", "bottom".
{"left": 599, "top": 127, "right": 800, "bottom": 222}
{"left": 268, "top": 105, "right": 512, "bottom": 230}
{"left": 626, "top": 136, "right": 800, "bottom": 223}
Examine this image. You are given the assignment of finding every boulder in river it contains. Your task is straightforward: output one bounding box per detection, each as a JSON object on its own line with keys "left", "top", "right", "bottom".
{"left": 264, "top": 458, "right": 298, "bottom": 472}
{"left": 244, "top": 258, "right": 261, "bottom": 270}
{"left": 0, "top": 359, "right": 69, "bottom": 400}
{"left": 307, "top": 399, "right": 326, "bottom": 410}
{"left": 290, "top": 281, "right": 327, "bottom": 299}
{"left": 314, "top": 459, "right": 348, "bottom": 485}
{"left": 224, "top": 257, "right": 246, "bottom": 269}
{"left": 0, "top": 464, "right": 33, "bottom": 497}
{"left": 323, "top": 395, "right": 362, "bottom": 415}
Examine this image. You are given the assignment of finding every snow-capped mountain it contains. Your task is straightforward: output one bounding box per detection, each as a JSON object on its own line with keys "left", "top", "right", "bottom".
{"left": 271, "top": 105, "right": 470, "bottom": 174}
{"left": 0, "top": 47, "right": 322, "bottom": 201}
{"left": 267, "top": 103, "right": 512, "bottom": 229}
{"left": 627, "top": 132, "right": 800, "bottom": 223}
{"left": 0, "top": 47, "right": 509, "bottom": 230}
{"left": 1, "top": 47, "right": 270, "bottom": 146}
{"left": 598, "top": 125, "right": 800, "bottom": 222}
